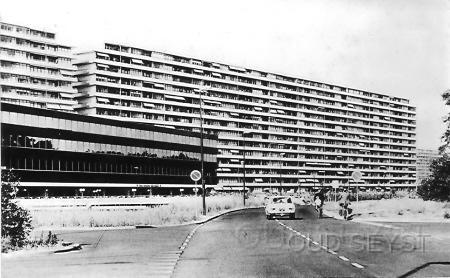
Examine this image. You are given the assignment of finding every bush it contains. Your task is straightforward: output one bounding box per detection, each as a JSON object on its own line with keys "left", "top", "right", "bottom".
{"left": 417, "top": 154, "right": 450, "bottom": 201}
{"left": 444, "top": 211, "right": 450, "bottom": 219}
{"left": 1, "top": 170, "right": 32, "bottom": 252}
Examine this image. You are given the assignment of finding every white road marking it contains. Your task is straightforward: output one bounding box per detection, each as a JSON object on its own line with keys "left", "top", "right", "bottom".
{"left": 351, "top": 262, "right": 365, "bottom": 269}
{"left": 275, "top": 220, "right": 367, "bottom": 272}
{"left": 338, "top": 256, "right": 350, "bottom": 262}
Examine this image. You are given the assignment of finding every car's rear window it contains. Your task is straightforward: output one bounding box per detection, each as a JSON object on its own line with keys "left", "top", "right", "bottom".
{"left": 272, "top": 197, "right": 291, "bottom": 203}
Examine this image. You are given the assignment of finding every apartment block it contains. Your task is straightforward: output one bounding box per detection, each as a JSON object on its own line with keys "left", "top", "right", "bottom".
{"left": 73, "top": 43, "right": 417, "bottom": 191}
{"left": 0, "top": 22, "right": 77, "bottom": 111}
{"left": 416, "top": 149, "right": 440, "bottom": 184}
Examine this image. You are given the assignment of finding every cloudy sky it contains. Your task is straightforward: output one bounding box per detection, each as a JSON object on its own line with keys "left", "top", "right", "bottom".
{"left": 1, "top": 0, "right": 449, "bottom": 149}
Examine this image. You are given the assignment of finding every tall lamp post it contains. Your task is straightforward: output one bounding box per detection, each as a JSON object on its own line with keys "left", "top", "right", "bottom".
{"left": 194, "top": 87, "right": 208, "bottom": 215}
{"left": 242, "top": 131, "right": 253, "bottom": 206}
{"left": 279, "top": 152, "right": 285, "bottom": 193}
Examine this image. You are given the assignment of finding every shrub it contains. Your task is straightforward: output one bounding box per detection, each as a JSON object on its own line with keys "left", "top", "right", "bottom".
{"left": 417, "top": 154, "right": 450, "bottom": 201}
{"left": 444, "top": 211, "right": 450, "bottom": 219}
{"left": 1, "top": 170, "right": 32, "bottom": 252}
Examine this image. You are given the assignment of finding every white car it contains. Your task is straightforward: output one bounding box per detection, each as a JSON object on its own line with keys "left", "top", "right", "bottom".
{"left": 265, "top": 196, "right": 296, "bottom": 219}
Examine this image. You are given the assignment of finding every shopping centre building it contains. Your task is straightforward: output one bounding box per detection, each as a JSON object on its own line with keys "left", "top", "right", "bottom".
{"left": 1, "top": 102, "right": 218, "bottom": 197}
{"left": 72, "top": 43, "right": 417, "bottom": 190}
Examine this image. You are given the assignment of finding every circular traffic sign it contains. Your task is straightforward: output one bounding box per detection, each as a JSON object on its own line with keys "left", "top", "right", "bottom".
{"left": 331, "top": 180, "right": 339, "bottom": 189}
{"left": 351, "top": 170, "right": 363, "bottom": 182}
{"left": 190, "top": 170, "right": 202, "bottom": 182}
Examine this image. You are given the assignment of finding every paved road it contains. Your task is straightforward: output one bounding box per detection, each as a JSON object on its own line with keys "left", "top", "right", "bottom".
{"left": 2, "top": 206, "right": 450, "bottom": 278}
{"left": 2, "top": 225, "right": 193, "bottom": 278}
{"left": 174, "top": 206, "right": 450, "bottom": 278}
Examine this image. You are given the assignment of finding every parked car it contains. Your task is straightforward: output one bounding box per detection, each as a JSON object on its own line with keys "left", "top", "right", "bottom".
{"left": 265, "top": 196, "right": 295, "bottom": 219}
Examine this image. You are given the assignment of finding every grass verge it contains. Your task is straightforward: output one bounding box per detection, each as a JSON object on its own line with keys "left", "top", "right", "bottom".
{"left": 324, "top": 197, "right": 450, "bottom": 220}
{"left": 28, "top": 194, "right": 264, "bottom": 228}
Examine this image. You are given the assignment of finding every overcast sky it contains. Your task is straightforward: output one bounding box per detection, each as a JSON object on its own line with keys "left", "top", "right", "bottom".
{"left": 1, "top": 0, "right": 449, "bottom": 150}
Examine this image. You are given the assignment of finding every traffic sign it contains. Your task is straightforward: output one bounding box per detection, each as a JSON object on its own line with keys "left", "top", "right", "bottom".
{"left": 331, "top": 180, "right": 339, "bottom": 189}
{"left": 190, "top": 170, "right": 202, "bottom": 182}
{"left": 351, "top": 170, "right": 363, "bottom": 182}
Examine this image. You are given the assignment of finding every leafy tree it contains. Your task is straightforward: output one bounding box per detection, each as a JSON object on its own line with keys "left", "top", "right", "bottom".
{"left": 417, "top": 154, "right": 450, "bottom": 201}
{"left": 1, "top": 170, "right": 32, "bottom": 250}
{"left": 439, "top": 89, "right": 450, "bottom": 154}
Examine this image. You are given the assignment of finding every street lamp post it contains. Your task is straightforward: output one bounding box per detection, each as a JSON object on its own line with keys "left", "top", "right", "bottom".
{"left": 279, "top": 152, "right": 285, "bottom": 193}
{"left": 242, "top": 136, "right": 247, "bottom": 207}
{"left": 241, "top": 131, "right": 253, "bottom": 206}
{"left": 197, "top": 88, "right": 206, "bottom": 215}
{"left": 312, "top": 171, "right": 317, "bottom": 190}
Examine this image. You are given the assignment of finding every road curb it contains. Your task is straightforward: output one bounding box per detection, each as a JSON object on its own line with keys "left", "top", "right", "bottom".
{"left": 136, "top": 206, "right": 264, "bottom": 229}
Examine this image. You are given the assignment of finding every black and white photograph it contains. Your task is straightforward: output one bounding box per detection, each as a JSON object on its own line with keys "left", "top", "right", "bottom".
{"left": 1, "top": 0, "right": 449, "bottom": 277}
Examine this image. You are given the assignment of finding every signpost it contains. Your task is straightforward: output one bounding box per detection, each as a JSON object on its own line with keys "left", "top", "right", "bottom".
{"left": 331, "top": 180, "right": 339, "bottom": 202}
{"left": 351, "top": 170, "right": 363, "bottom": 202}
{"left": 190, "top": 170, "right": 202, "bottom": 196}
{"left": 190, "top": 170, "right": 201, "bottom": 182}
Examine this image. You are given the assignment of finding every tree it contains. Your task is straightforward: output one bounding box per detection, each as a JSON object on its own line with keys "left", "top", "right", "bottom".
{"left": 1, "top": 170, "right": 32, "bottom": 250}
{"left": 417, "top": 154, "right": 450, "bottom": 201}
{"left": 439, "top": 89, "right": 450, "bottom": 154}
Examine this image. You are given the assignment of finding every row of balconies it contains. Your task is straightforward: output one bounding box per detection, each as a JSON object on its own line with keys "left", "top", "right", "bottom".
{"left": 91, "top": 63, "right": 416, "bottom": 118}
{"left": 0, "top": 40, "right": 73, "bottom": 59}
{"left": 86, "top": 91, "right": 416, "bottom": 135}
{"left": 217, "top": 144, "right": 415, "bottom": 155}
{"left": 95, "top": 49, "right": 414, "bottom": 110}
{"left": 0, "top": 51, "right": 75, "bottom": 71}
{"left": 85, "top": 75, "right": 416, "bottom": 125}
{"left": 0, "top": 25, "right": 57, "bottom": 43}
{"left": 1, "top": 77, "right": 75, "bottom": 93}
{"left": 89, "top": 104, "right": 416, "bottom": 144}
{"left": 218, "top": 174, "right": 416, "bottom": 180}
{"left": 0, "top": 65, "right": 76, "bottom": 82}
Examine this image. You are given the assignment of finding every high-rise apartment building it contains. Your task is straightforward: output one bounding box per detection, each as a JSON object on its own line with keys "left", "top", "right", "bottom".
{"left": 0, "top": 22, "right": 76, "bottom": 111}
{"left": 416, "top": 149, "right": 440, "bottom": 184}
{"left": 73, "top": 43, "right": 417, "bottom": 190}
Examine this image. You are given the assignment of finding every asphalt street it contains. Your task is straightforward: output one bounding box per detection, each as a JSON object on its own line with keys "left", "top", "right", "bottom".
{"left": 2, "top": 206, "right": 450, "bottom": 278}
{"left": 173, "top": 206, "right": 450, "bottom": 278}
{"left": 1, "top": 225, "right": 193, "bottom": 278}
